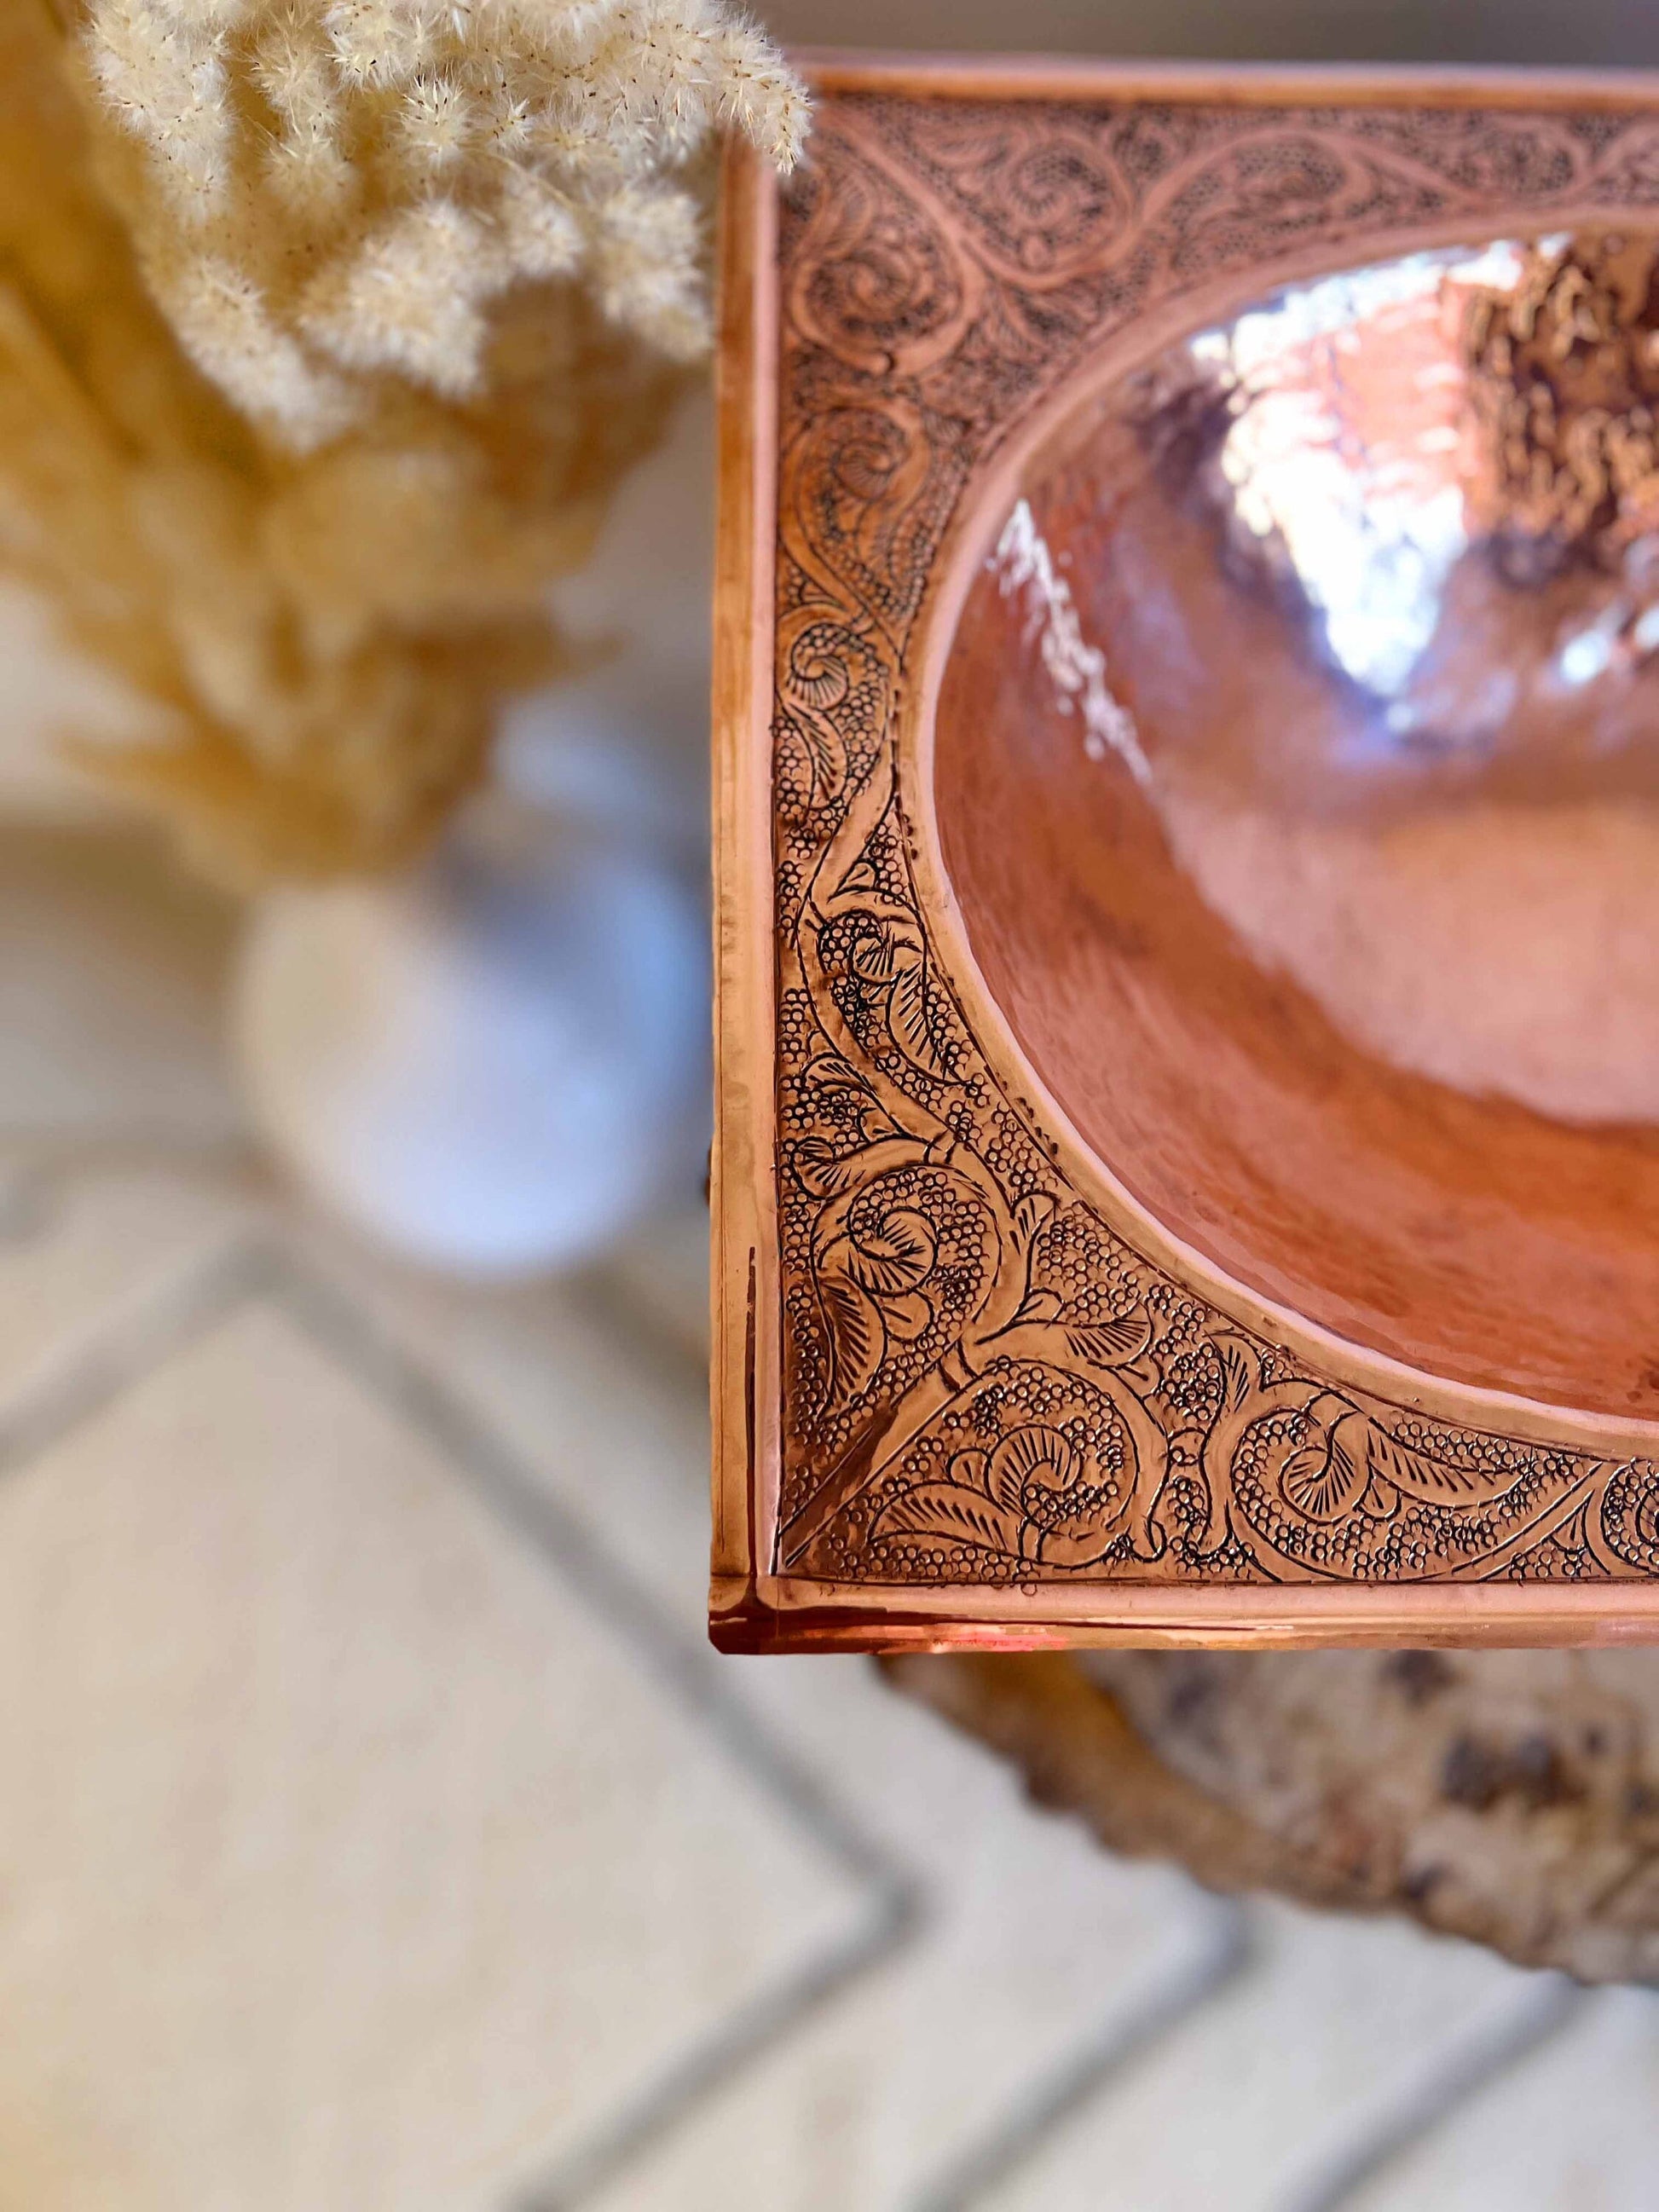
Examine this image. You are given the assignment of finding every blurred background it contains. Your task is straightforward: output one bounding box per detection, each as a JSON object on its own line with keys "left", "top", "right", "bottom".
{"left": 8, "top": 0, "right": 1659, "bottom": 2205}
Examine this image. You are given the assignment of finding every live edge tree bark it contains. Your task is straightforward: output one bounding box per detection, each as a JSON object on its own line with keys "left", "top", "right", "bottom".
{"left": 886, "top": 1649, "right": 1659, "bottom": 1984}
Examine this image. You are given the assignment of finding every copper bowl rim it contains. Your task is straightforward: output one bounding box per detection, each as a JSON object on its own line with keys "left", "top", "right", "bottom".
{"left": 901, "top": 209, "right": 1659, "bottom": 1464}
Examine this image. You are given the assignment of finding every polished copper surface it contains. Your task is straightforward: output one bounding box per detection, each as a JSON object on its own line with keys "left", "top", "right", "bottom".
{"left": 712, "top": 60, "right": 1659, "bottom": 1651}
{"left": 936, "top": 229, "right": 1659, "bottom": 1424}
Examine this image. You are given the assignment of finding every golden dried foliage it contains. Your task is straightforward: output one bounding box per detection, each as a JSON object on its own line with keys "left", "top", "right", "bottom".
{"left": 0, "top": 0, "right": 804, "bottom": 879}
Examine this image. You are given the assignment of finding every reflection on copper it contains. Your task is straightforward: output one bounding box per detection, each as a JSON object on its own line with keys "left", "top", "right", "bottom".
{"left": 980, "top": 231, "right": 1659, "bottom": 1130}
{"left": 1199, "top": 246, "right": 1493, "bottom": 699}
{"left": 991, "top": 497, "right": 1150, "bottom": 787}
{"left": 1107, "top": 231, "right": 1659, "bottom": 815}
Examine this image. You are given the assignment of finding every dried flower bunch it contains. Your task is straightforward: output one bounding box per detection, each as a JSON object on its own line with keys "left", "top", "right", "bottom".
{"left": 82, "top": 0, "right": 805, "bottom": 447}
{"left": 0, "top": 0, "right": 802, "bottom": 879}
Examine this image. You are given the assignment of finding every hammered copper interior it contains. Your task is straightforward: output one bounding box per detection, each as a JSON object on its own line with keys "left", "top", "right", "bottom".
{"left": 935, "top": 231, "right": 1659, "bottom": 1421}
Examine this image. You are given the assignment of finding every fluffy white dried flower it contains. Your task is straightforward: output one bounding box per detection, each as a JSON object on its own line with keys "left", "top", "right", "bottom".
{"left": 159, "top": 252, "right": 361, "bottom": 442}
{"left": 589, "top": 179, "right": 706, "bottom": 357}
{"left": 495, "top": 169, "right": 585, "bottom": 280}
{"left": 710, "top": 17, "right": 806, "bottom": 169}
{"left": 153, "top": 0, "right": 261, "bottom": 27}
{"left": 0, "top": 0, "right": 805, "bottom": 881}
{"left": 396, "top": 72, "right": 473, "bottom": 174}
{"left": 321, "top": 0, "right": 436, "bottom": 86}
{"left": 78, "top": 0, "right": 806, "bottom": 444}
{"left": 85, "top": 0, "right": 234, "bottom": 216}
{"left": 250, "top": 6, "right": 330, "bottom": 120}
{"left": 301, "top": 198, "right": 497, "bottom": 394}
{"left": 254, "top": 9, "right": 359, "bottom": 211}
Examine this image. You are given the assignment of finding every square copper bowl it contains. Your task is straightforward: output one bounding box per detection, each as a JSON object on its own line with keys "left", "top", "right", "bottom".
{"left": 710, "top": 54, "right": 1659, "bottom": 1651}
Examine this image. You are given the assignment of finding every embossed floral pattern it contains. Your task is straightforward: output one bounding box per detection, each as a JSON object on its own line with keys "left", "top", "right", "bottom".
{"left": 766, "top": 90, "right": 1659, "bottom": 1589}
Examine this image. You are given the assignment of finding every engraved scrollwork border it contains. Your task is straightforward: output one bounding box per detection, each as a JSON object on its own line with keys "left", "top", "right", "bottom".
{"left": 713, "top": 60, "right": 1659, "bottom": 1650}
